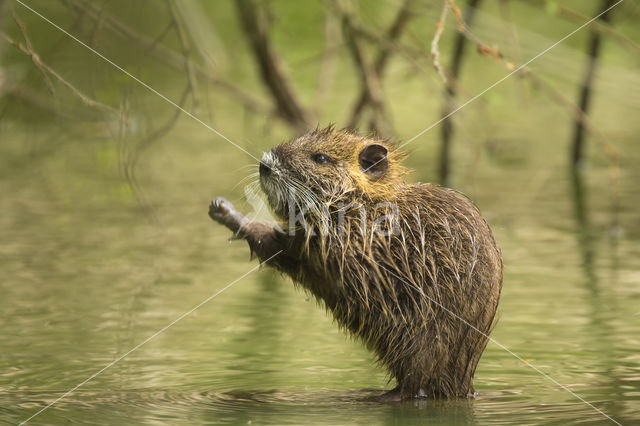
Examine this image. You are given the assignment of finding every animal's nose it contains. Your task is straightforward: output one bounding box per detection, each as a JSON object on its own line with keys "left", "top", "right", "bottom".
{"left": 259, "top": 161, "right": 272, "bottom": 178}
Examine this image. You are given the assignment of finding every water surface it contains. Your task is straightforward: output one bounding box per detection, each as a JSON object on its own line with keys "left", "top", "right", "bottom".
{"left": 1, "top": 120, "right": 639, "bottom": 425}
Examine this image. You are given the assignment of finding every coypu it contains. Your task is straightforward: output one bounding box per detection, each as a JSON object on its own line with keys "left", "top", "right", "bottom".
{"left": 209, "top": 127, "right": 502, "bottom": 401}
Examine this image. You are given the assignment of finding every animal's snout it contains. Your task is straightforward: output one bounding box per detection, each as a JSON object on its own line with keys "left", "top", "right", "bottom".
{"left": 259, "top": 161, "right": 272, "bottom": 178}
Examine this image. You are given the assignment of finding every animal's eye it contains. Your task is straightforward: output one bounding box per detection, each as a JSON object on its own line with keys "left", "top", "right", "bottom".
{"left": 312, "top": 153, "right": 330, "bottom": 165}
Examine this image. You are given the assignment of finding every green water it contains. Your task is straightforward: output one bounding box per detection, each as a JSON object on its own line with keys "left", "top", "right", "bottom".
{"left": 1, "top": 117, "right": 639, "bottom": 425}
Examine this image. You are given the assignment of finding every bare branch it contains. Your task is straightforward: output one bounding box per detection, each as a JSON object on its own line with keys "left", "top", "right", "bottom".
{"left": 11, "top": 8, "right": 56, "bottom": 94}
{"left": 123, "top": 84, "right": 191, "bottom": 215}
{"left": 146, "top": 20, "right": 175, "bottom": 57}
{"left": 236, "top": 0, "right": 314, "bottom": 132}
{"left": 347, "top": 0, "right": 415, "bottom": 129}
{"left": 1, "top": 31, "right": 118, "bottom": 114}
{"left": 127, "top": 85, "right": 191, "bottom": 175}
{"left": 431, "top": 0, "right": 451, "bottom": 84}
{"left": 4, "top": 86, "right": 77, "bottom": 118}
{"left": 334, "top": 0, "right": 391, "bottom": 136}
{"left": 61, "top": 0, "right": 270, "bottom": 117}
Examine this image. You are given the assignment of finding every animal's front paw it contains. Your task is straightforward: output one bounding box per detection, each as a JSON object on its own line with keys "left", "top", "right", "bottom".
{"left": 208, "top": 197, "right": 235, "bottom": 223}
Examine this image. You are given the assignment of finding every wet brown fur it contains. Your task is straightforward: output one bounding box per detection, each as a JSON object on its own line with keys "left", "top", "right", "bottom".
{"left": 209, "top": 127, "right": 503, "bottom": 401}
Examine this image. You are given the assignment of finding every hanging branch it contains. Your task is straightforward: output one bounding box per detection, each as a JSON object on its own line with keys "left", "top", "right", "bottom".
{"left": 123, "top": 84, "right": 192, "bottom": 214}
{"left": 61, "top": 0, "right": 270, "bottom": 117}
{"left": 146, "top": 21, "right": 175, "bottom": 54}
{"left": 10, "top": 8, "right": 56, "bottom": 94}
{"left": 334, "top": 0, "right": 390, "bottom": 136}
{"left": 346, "top": 0, "right": 415, "bottom": 129}
{"left": 431, "top": 0, "right": 451, "bottom": 84}
{"left": 447, "top": 1, "right": 506, "bottom": 65}
{"left": 1, "top": 31, "right": 118, "bottom": 114}
{"left": 235, "top": 0, "right": 314, "bottom": 133}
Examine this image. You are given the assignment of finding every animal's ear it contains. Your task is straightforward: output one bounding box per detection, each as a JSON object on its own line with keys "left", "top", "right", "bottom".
{"left": 358, "top": 144, "right": 388, "bottom": 177}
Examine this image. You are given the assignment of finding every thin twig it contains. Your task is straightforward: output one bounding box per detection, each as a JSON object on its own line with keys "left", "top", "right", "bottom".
{"left": 124, "top": 84, "right": 192, "bottom": 215}
{"left": 1, "top": 31, "right": 118, "bottom": 114}
{"left": 431, "top": 0, "right": 451, "bottom": 83}
{"left": 61, "top": 0, "right": 270, "bottom": 117}
{"left": 11, "top": 8, "right": 55, "bottom": 94}
{"left": 448, "top": 1, "right": 505, "bottom": 65}
{"left": 334, "top": 0, "right": 390, "bottom": 136}
{"left": 87, "top": 0, "right": 107, "bottom": 47}
{"left": 146, "top": 20, "right": 175, "bottom": 56}
{"left": 347, "top": 0, "right": 415, "bottom": 129}
{"left": 4, "top": 86, "right": 74, "bottom": 118}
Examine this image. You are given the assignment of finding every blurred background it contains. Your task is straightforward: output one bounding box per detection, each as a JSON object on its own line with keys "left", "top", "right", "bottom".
{"left": 1, "top": 0, "right": 639, "bottom": 424}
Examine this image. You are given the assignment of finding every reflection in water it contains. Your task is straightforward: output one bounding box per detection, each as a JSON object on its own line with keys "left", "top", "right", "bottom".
{"left": 225, "top": 270, "right": 288, "bottom": 389}
{"left": 569, "top": 169, "right": 597, "bottom": 287}
{"left": 569, "top": 169, "right": 625, "bottom": 422}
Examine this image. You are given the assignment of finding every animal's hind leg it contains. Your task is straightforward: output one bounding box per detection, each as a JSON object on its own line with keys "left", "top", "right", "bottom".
{"left": 366, "top": 386, "right": 405, "bottom": 403}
